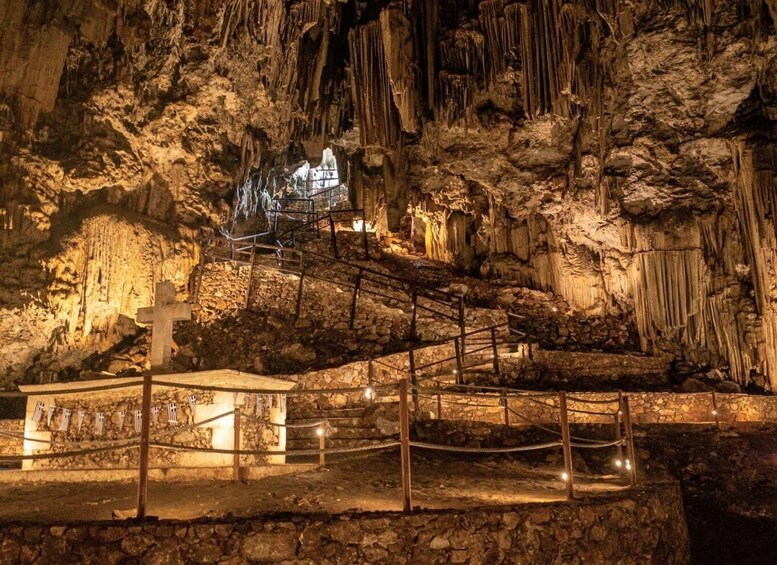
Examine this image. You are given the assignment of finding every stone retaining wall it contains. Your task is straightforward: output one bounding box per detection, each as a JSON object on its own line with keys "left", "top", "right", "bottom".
{"left": 531, "top": 349, "right": 670, "bottom": 382}
{"left": 0, "top": 483, "right": 689, "bottom": 564}
{"left": 0, "top": 419, "right": 23, "bottom": 458}
{"left": 416, "top": 389, "right": 777, "bottom": 425}
{"left": 197, "top": 262, "right": 506, "bottom": 345}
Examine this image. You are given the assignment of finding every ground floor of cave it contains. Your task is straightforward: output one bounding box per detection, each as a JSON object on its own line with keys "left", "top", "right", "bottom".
{"left": 0, "top": 451, "right": 627, "bottom": 522}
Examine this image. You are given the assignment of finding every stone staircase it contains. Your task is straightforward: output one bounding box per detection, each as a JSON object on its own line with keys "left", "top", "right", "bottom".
{"left": 285, "top": 402, "right": 400, "bottom": 462}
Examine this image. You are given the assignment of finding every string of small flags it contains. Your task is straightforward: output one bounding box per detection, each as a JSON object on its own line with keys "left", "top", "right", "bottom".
{"left": 30, "top": 393, "right": 285, "bottom": 437}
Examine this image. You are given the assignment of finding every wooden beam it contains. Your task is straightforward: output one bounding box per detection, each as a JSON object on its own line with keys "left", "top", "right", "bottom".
{"left": 399, "top": 379, "right": 412, "bottom": 512}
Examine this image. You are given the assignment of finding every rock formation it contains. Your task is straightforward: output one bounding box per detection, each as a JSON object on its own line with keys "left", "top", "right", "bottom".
{"left": 1, "top": 0, "right": 777, "bottom": 390}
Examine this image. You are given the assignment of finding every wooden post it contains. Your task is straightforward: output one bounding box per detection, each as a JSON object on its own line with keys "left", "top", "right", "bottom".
{"left": 319, "top": 426, "right": 326, "bottom": 466}
{"left": 711, "top": 391, "right": 720, "bottom": 427}
{"left": 295, "top": 256, "right": 306, "bottom": 320}
{"left": 329, "top": 213, "right": 339, "bottom": 258}
{"left": 408, "top": 349, "right": 418, "bottom": 412}
{"left": 491, "top": 327, "right": 500, "bottom": 375}
{"left": 436, "top": 380, "right": 442, "bottom": 420}
{"left": 361, "top": 212, "right": 369, "bottom": 260}
{"left": 458, "top": 301, "right": 466, "bottom": 358}
{"left": 399, "top": 379, "right": 412, "bottom": 512}
{"left": 349, "top": 271, "right": 362, "bottom": 329}
{"left": 410, "top": 289, "right": 418, "bottom": 341}
{"left": 559, "top": 392, "right": 574, "bottom": 500}
{"left": 502, "top": 391, "right": 509, "bottom": 426}
{"left": 136, "top": 372, "right": 152, "bottom": 519}
{"left": 616, "top": 391, "right": 624, "bottom": 466}
{"left": 622, "top": 396, "right": 638, "bottom": 487}
{"left": 454, "top": 338, "right": 463, "bottom": 385}
{"left": 233, "top": 407, "right": 241, "bottom": 482}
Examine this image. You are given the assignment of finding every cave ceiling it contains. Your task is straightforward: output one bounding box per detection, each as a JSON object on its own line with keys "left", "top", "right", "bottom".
{"left": 1, "top": 0, "right": 777, "bottom": 388}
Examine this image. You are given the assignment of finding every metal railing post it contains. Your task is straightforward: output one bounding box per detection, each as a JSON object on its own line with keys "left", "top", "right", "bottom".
{"left": 136, "top": 372, "right": 152, "bottom": 518}
{"left": 410, "top": 289, "right": 418, "bottom": 341}
{"left": 491, "top": 327, "right": 500, "bottom": 375}
{"left": 349, "top": 271, "right": 362, "bottom": 330}
{"left": 454, "top": 338, "right": 463, "bottom": 385}
{"left": 399, "top": 379, "right": 412, "bottom": 512}
{"left": 615, "top": 393, "right": 624, "bottom": 471}
{"left": 559, "top": 391, "right": 574, "bottom": 500}
{"left": 295, "top": 255, "right": 306, "bottom": 320}
{"left": 408, "top": 349, "right": 418, "bottom": 412}
{"left": 502, "top": 391, "right": 509, "bottom": 425}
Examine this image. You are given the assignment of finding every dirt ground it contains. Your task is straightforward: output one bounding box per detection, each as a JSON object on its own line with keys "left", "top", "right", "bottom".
{"left": 0, "top": 450, "right": 628, "bottom": 522}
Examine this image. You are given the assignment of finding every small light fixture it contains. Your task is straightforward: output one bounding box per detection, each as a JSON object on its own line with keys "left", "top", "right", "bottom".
{"left": 712, "top": 409, "right": 718, "bottom": 416}
{"left": 364, "top": 386, "right": 374, "bottom": 400}
{"left": 316, "top": 427, "right": 325, "bottom": 437}
{"left": 618, "top": 410, "right": 623, "bottom": 416}
{"left": 560, "top": 471, "right": 569, "bottom": 482}
{"left": 453, "top": 369, "right": 458, "bottom": 375}
{"left": 551, "top": 306, "right": 558, "bottom": 313}
{"left": 625, "top": 459, "right": 632, "bottom": 471}
{"left": 614, "top": 459, "right": 623, "bottom": 468}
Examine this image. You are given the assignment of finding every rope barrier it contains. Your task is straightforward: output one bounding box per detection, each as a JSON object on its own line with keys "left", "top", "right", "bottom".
{"left": 566, "top": 395, "right": 622, "bottom": 405}
{"left": 570, "top": 439, "right": 626, "bottom": 449}
{"left": 240, "top": 413, "right": 326, "bottom": 429}
{"left": 408, "top": 440, "right": 563, "bottom": 453}
{"left": 150, "top": 440, "right": 400, "bottom": 457}
{"left": 0, "top": 442, "right": 139, "bottom": 463}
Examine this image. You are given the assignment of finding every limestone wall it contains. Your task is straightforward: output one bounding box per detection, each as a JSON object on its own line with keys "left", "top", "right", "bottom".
{"left": 0, "top": 483, "right": 689, "bottom": 564}
{"left": 417, "top": 390, "right": 777, "bottom": 426}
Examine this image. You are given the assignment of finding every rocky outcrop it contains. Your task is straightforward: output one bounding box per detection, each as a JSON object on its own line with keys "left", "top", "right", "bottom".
{"left": 1, "top": 0, "right": 777, "bottom": 394}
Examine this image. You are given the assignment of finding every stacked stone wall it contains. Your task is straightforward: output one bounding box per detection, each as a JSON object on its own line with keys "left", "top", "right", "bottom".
{"left": 0, "top": 483, "right": 689, "bottom": 564}
{"left": 416, "top": 390, "right": 777, "bottom": 426}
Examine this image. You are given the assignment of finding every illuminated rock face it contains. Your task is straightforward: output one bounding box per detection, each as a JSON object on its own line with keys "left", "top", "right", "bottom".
{"left": 1, "top": 1, "right": 776, "bottom": 388}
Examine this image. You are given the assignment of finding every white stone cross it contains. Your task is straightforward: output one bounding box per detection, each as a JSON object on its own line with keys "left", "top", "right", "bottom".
{"left": 136, "top": 281, "right": 192, "bottom": 372}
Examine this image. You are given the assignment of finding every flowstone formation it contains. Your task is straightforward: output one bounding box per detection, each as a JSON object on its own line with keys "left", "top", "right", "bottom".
{"left": 1, "top": 0, "right": 777, "bottom": 394}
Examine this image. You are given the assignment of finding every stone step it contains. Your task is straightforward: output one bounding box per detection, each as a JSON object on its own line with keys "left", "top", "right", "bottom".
{"left": 286, "top": 436, "right": 395, "bottom": 450}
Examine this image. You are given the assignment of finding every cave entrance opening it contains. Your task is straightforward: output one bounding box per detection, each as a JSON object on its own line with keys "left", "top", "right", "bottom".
{"left": 289, "top": 147, "right": 341, "bottom": 206}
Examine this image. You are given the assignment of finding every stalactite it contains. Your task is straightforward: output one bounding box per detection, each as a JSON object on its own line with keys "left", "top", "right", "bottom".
{"left": 348, "top": 20, "right": 402, "bottom": 148}
{"left": 732, "top": 142, "right": 777, "bottom": 389}
{"left": 379, "top": 6, "right": 422, "bottom": 134}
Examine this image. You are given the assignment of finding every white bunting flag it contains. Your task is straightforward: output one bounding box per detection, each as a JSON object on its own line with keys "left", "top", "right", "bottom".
{"left": 77, "top": 410, "right": 85, "bottom": 432}
{"left": 254, "top": 394, "right": 263, "bottom": 418}
{"left": 233, "top": 392, "right": 238, "bottom": 405}
{"left": 47, "top": 405, "right": 56, "bottom": 427}
{"left": 152, "top": 406, "right": 161, "bottom": 424}
{"left": 95, "top": 413, "right": 105, "bottom": 435}
{"left": 188, "top": 395, "right": 197, "bottom": 420}
{"left": 280, "top": 394, "right": 286, "bottom": 414}
{"left": 118, "top": 411, "right": 126, "bottom": 431}
{"left": 167, "top": 402, "right": 178, "bottom": 424}
{"left": 58, "top": 409, "right": 71, "bottom": 432}
{"left": 268, "top": 394, "right": 274, "bottom": 412}
{"left": 134, "top": 410, "right": 143, "bottom": 434}
{"left": 32, "top": 401, "right": 44, "bottom": 423}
